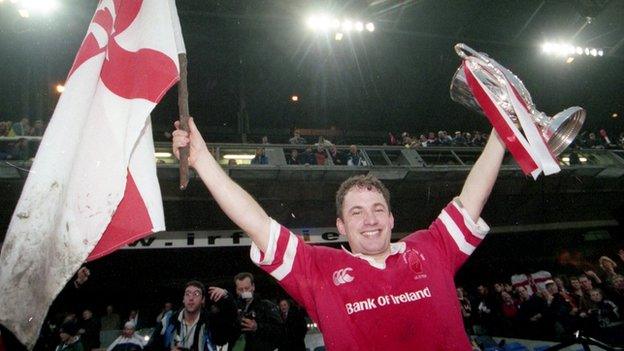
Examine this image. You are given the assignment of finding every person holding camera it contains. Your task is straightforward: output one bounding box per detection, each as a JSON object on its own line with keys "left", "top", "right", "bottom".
{"left": 148, "top": 281, "right": 237, "bottom": 351}
{"left": 230, "top": 273, "right": 284, "bottom": 351}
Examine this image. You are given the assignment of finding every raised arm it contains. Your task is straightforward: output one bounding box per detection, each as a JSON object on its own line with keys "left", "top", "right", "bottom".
{"left": 458, "top": 129, "right": 506, "bottom": 222}
{"left": 172, "top": 118, "right": 271, "bottom": 252}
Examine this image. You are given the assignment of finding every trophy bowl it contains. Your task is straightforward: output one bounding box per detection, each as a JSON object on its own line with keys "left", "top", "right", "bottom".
{"left": 450, "top": 43, "right": 585, "bottom": 156}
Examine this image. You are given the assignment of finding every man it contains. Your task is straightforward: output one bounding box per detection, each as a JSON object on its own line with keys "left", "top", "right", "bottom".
{"left": 149, "top": 281, "right": 236, "bottom": 351}
{"left": 232, "top": 272, "right": 284, "bottom": 351}
{"left": 55, "top": 321, "right": 84, "bottom": 351}
{"left": 288, "top": 130, "right": 306, "bottom": 144}
{"left": 101, "top": 305, "right": 121, "bottom": 331}
{"left": 345, "top": 144, "right": 365, "bottom": 166}
{"left": 172, "top": 117, "right": 505, "bottom": 350}
{"left": 277, "top": 299, "right": 307, "bottom": 351}
{"left": 107, "top": 322, "right": 145, "bottom": 351}
{"left": 78, "top": 309, "right": 100, "bottom": 351}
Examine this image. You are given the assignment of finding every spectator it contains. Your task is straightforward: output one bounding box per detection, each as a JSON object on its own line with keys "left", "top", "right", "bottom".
{"left": 543, "top": 281, "right": 574, "bottom": 338}
{"left": 299, "top": 146, "right": 316, "bottom": 165}
{"left": 585, "top": 288, "right": 623, "bottom": 344}
{"left": 516, "top": 286, "right": 547, "bottom": 339}
{"left": 32, "top": 119, "right": 45, "bottom": 136}
{"left": 472, "top": 131, "right": 485, "bottom": 147}
{"left": 277, "top": 299, "right": 307, "bottom": 351}
{"left": 328, "top": 144, "right": 344, "bottom": 165}
{"left": 599, "top": 256, "right": 624, "bottom": 288}
{"left": 78, "top": 309, "right": 100, "bottom": 351}
{"left": 261, "top": 136, "right": 269, "bottom": 145}
{"left": 425, "top": 132, "right": 438, "bottom": 146}
{"left": 457, "top": 287, "right": 473, "bottom": 335}
{"left": 314, "top": 145, "right": 327, "bottom": 165}
{"left": 499, "top": 291, "right": 519, "bottom": 336}
{"left": 618, "top": 132, "right": 624, "bottom": 148}
{"left": 10, "top": 117, "right": 31, "bottom": 136}
{"left": 149, "top": 280, "right": 237, "bottom": 351}
{"left": 251, "top": 148, "right": 268, "bottom": 165}
{"left": 346, "top": 145, "right": 365, "bottom": 166}
{"left": 286, "top": 149, "right": 300, "bottom": 165}
{"left": 288, "top": 130, "right": 306, "bottom": 145}
{"left": 0, "top": 122, "right": 9, "bottom": 137}
{"left": 228, "top": 159, "right": 238, "bottom": 166}
{"left": 599, "top": 129, "right": 615, "bottom": 148}
{"left": 155, "top": 302, "right": 174, "bottom": 325}
{"left": 106, "top": 321, "right": 145, "bottom": 351}
{"left": 126, "top": 310, "right": 142, "bottom": 330}
{"left": 315, "top": 136, "right": 333, "bottom": 147}
{"left": 451, "top": 131, "right": 466, "bottom": 146}
{"left": 463, "top": 132, "right": 473, "bottom": 146}
{"left": 473, "top": 285, "right": 499, "bottom": 335}
{"left": 9, "top": 138, "right": 30, "bottom": 160}
{"left": 417, "top": 134, "right": 428, "bottom": 147}
{"left": 101, "top": 305, "right": 121, "bottom": 331}
{"left": 585, "top": 132, "right": 603, "bottom": 149}
{"left": 437, "top": 130, "right": 452, "bottom": 146}
{"left": 231, "top": 272, "right": 284, "bottom": 351}
{"left": 55, "top": 320, "right": 84, "bottom": 351}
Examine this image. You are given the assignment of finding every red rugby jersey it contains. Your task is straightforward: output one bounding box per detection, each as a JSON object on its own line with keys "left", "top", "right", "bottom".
{"left": 250, "top": 200, "right": 488, "bottom": 351}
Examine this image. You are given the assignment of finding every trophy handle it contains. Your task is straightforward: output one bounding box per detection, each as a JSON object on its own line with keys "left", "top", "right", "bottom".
{"left": 454, "top": 43, "right": 490, "bottom": 64}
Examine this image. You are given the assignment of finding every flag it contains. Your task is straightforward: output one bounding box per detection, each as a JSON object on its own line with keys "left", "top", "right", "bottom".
{"left": 0, "top": 0, "right": 185, "bottom": 348}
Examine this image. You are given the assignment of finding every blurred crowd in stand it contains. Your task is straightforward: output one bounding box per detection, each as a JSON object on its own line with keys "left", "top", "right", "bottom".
{"left": 459, "top": 249, "right": 624, "bottom": 347}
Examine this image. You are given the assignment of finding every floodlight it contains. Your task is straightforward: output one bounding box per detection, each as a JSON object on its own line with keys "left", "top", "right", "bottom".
{"left": 565, "top": 57, "right": 574, "bottom": 64}
{"left": 612, "top": 113, "right": 618, "bottom": 118}
{"left": 542, "top": 42, "right": 553, "bottom": 53}
{"left": 366, "top": 22, "right": 375, "bottom": 32}
{"left": 355, "top": 21, "right": 364, "bottom": 32}
{"left": 18, "top": 8, "right": 29, "bottom": 17}
{"left": 334, "top": 32, "right": 343, "bottom": 41}
{"left": 21, "top": 0, "right": 59, "bottom": 14}
{"left": 55, "top": 84, "right": 65, "bottom": 93}
{"left": 584, "top": 48, "right": 590, "bottom": 55}
{"left": 154, "top": 152, "right": 172, "bottom": 158}
{"left": 331, "top": 19, "right": 340, "bottom": 29}
{"left": 341, "top": 20, "right": 353, "bottom": 32}
{"left": 291, "top": 95, "right": 299, "bottom": 102}
{"left": 590, "top": 48, "right": 597, "bottom": 56}
{"left": 306, "top": 16, "right": 319, "bottom": 30}
{"left": 598, "top": 49, "right": 604, "bottom": 56}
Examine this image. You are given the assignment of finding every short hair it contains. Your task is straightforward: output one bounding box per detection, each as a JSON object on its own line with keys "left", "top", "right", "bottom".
{"left": 335, "top": 174, "right": 391, "bottom": 219}
{"left": 185, "top": 280, "right": 205, "bottom": 296}
{"left": 234, "top": 272, "right": 255, "bottom": 285}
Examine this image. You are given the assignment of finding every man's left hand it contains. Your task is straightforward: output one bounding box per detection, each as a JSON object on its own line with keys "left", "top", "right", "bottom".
{"left": 240, "top": 317, "right": 257, "bottom": 332}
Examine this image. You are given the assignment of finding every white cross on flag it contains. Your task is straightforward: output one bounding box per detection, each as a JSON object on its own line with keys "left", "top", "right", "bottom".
{"left": 0, "top": 1, "right": 186, "bottom": 348}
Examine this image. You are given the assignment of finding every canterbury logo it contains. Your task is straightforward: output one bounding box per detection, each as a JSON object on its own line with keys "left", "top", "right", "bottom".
{"left": 333, "top": 267, "right": 354, "bottom": 286}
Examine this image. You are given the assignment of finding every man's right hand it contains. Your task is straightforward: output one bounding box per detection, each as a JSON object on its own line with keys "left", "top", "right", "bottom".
{"left": 172, "top": 117, "right": 210, "bottom": 168}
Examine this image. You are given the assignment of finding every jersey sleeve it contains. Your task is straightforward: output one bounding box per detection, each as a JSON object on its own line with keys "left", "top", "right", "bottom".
{"left": 406, "top": 199, "right": 489, "bottom": 272}
{"left": 249, "top": 219, "right": 319, "bottom": 321}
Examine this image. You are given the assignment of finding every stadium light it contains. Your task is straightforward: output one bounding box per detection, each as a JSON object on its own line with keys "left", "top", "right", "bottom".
{"left": 55, "top": 84, "right": 65, "bottom": 93}
{"left": 334, "top": 32, "right": 343, "bottom": 41}
{"left": 612, "top": 113, "right": 619, "bottom": 118}
{"left": 18, "top": 8, "right": 28, "bottom": 17}
{"left": 291, "top": 95, "right": 299, "bottom": 102}
{"left": 305, "top": 14, "right": 374, "bottom": 35}
{"left": 541, "top": 41, "right": 604, "bottom": 59}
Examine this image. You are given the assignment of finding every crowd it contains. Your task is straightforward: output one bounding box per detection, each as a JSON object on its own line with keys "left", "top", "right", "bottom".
{"left": 0, "top": 117, "right": 45, "bottom": 161}
{"left": 460, "top": 249, "right": 624, "bottom": 347}
{"left": 24, "top": 271, "right": 308, "bottom": 351}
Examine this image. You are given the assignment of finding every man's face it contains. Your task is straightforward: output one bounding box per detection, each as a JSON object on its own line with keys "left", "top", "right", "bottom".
{"left": 518, "top": 287, "right": 530, "bottom": 300}
{"left": 579, "top": 277, "right": 592, "bottom": 291}
{"left": 82, "top": 310, "right": 92, "bottom": 320}
{"left": 546, "top": 284, "right": 558, "bottom": 295}
{"left": 164, "top": 302, "right": 172, "bottom": 311}
{"left": 279, "top": 300, "right": 289, "bottom": 314}
{"left": 183, "top": 286, "right": 205, "bottom": 313}
{"left": 59, "top": 331, "right": 70, "bottom": 342}
{"left": 589, "top": 290, "right": 602, "bottom": 303}
{"left": 106, "top": 305, "right": 113, "bottom": 314}
{"left": 122, "top": 325, "right": 134, "bottom": 338}
{"left": 570, "top": 278, "right": 581, "bottom": 290}
{"left": 336, "top": 187, "right": 394, "bottom": 260}
{"left": 477, "top": 285, "right": 487, "bottom": 295}
{"left": 235, "top": 277, "right": 255, "bottom": 298}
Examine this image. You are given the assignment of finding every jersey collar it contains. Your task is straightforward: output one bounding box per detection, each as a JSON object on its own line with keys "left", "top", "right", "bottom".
{"left": 341, "top": 242, "right": 406, "bottom": 269}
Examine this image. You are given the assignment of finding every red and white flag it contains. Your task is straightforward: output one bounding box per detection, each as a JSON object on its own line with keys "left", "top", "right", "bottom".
{"left": 0, "top": 1, "right": 185, "bottom": 347}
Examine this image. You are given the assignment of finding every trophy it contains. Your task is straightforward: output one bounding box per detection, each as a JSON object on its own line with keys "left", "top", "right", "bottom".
{"left": 450, "top": 43, "right": 585, "bottom": 177}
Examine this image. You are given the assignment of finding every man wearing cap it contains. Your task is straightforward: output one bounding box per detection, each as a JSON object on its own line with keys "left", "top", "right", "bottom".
{"left": 106, "top": 321, "right": 145, "bottom": 351}
{"left": 55, "top": 321, "right": 84, "bottom": 351}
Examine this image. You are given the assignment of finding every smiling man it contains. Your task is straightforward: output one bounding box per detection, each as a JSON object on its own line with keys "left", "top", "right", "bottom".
{"left": 172, "top": 118, "right": 506, "bottom": 350}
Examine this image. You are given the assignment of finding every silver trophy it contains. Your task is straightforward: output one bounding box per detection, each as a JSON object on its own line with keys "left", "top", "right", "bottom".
{"left": 450, "top": 43, "right": 585, "bottom": 156}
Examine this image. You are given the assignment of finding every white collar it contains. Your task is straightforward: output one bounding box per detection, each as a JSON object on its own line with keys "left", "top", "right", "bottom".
{"left": 341, "top": 242, "right": 406, "bottom": 269}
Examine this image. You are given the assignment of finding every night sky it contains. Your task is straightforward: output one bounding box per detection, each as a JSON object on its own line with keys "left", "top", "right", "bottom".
{"left": 1, "top": 0, "right": 623, "bottom": 142}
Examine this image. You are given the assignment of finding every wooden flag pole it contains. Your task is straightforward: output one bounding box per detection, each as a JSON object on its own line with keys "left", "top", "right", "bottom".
{"left": 178, "top": 53, "right": 190, "bottom": 190}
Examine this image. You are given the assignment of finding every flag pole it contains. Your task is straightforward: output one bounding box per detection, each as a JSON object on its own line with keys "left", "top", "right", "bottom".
{"left": 177, "top": 53, "right": 190, "bottom": 190}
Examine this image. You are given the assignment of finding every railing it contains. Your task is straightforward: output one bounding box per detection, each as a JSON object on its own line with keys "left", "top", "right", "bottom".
{"left": 1, "top": 137, "right": 624, "bottom": 177}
